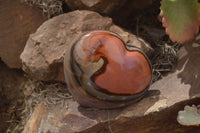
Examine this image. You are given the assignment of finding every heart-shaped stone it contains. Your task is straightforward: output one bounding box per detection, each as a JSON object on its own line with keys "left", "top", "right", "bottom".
{"left": 72, "top": 31, "right": 152, "bottom": 95}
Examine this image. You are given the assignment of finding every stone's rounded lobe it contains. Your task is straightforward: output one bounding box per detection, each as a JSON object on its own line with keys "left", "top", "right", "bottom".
{"left": 64, "top": 30, "right": 152, "bottom": 108}
{"left": 94, "top": 49, "right": 151, "bottom": 94}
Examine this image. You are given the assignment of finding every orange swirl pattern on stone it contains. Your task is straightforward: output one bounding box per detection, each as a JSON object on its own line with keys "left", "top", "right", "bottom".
{"left": 74, "top": 31, "right": 152, "bottom": 95}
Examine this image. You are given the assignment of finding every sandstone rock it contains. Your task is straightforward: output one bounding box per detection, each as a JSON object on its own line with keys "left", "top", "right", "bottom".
{"left": 0, "top": 60, "right": 27, "bottom": 133}
{"left": 23, "top": 103, "right": 46, "bottom": 133}
{"left": 130, "top": 0, "right": 153, "bottom": 9}
{"left": 20, "top": 10, "right": 154, "bottom": 82}
{"left": 64, "top": 0, "right": 153, "bottom": 15}
{"left": 0, "top": 61, "right": 25, "bottom": 102}
{"left": 0, "top": 0, "right": 47, "bottom": 68}
{"left": 23, "top": 42, "right": 200, "bottom": 133}
{"left": 64, "top": 0, "right": 127, "bottom": 15}
{"left": 83, "top": 98, "right": 200, "bottom": 133}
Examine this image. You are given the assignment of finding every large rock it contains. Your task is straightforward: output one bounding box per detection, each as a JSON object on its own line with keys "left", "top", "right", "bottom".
{"left": 64, "top": 0, "right": 153, "bottom": 15}
{"left": 23, "top": 41, "right": 200, "bottom": 133}
{"left": 20, "top": 10, "right": 154, "bottom": 82}
{"left": 0, "top": 61, "right": 25, "bottom": 101}
{"left": 64, "top": 0, "right": 127, "bottom": 15}
{"left": 0, "top": 0, "right": 47, "bottom": 68}
{"left": 0, "top": 60, "right": 26, "bottom": 133}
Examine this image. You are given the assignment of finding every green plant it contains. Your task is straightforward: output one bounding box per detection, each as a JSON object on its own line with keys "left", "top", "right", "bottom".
{"left": 160, "top": 0, "right": 200, "bottom": 44}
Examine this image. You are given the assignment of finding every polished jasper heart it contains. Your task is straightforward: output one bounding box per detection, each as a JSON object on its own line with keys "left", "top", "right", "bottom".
{"left": 72, "top": 31, "right": 152, "bottom": 95}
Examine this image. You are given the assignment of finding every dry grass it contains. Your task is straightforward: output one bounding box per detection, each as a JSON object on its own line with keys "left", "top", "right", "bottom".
{"left": 6, "top": 79, "right": 72, "bottom": 133}
{"left": 151, "top": 43, "right": 179, "bottom": 82}
{"left": 22, "top": 0, "right": 63, "bottom": 18}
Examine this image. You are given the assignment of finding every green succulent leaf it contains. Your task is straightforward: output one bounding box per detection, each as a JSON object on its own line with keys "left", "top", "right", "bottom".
{"left": 160, "top": 0, "right": 200, "bottom": 44}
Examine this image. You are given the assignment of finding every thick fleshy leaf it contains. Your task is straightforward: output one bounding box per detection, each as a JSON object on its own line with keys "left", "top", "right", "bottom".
{"left": 160, "top": 0, "right": 200, "bottom": 44}
{"left": 177, "top": 105, "right": 200, "bottom": 126}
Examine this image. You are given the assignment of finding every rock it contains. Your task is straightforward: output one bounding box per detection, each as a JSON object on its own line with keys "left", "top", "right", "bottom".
{"left": 23, "top": 103, "right": 46, "bottom": 133}
{"left": 20, "top": 10, "right": 154, "bottom": 82}
{"left": 64, "top": 0, "right": 127, "bottom": 15}
{"left": 64, "top": 0, "right": 153, "bottom": 15}
{"left": 0, "top": 0, "right": 47, "bottom": 68}
{"left": 23, "top": 41, "right": 200, "bottom": 133}
{"left": 22, "top": 94, "right": 162, "bottom": 133}
{"left": 83, "top": 98, "right": 200, "bottom": 133}
{"left": 0, "top": 61, "right": 25, "bottom": 102}
{"left": 130, "top": 0, "right": 153, "bottom": 9}
{"left": 0, "top": 60, "right": 27, "bottom": 133}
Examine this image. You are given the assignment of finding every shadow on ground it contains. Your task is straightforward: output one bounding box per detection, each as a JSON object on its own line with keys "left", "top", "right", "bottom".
{"left": 177, "top": 40, "right": 200, "bottom": 97}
